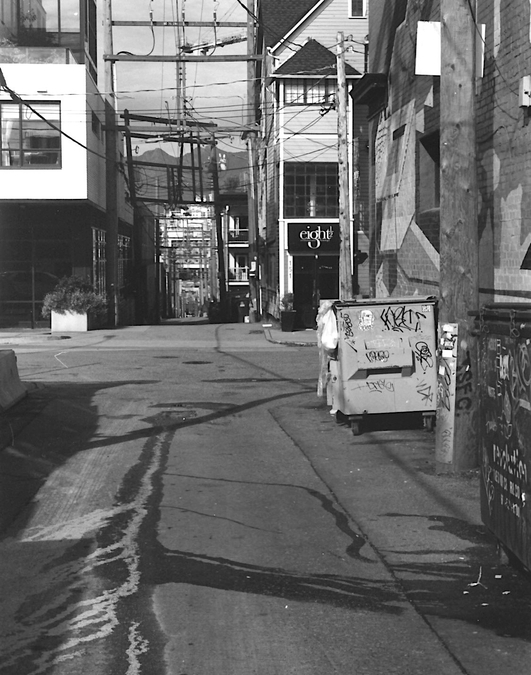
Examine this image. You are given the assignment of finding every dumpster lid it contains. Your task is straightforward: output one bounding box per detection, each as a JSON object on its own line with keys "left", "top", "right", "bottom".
{"left": 334, "top": 295, "right": 437, "bottom": 308}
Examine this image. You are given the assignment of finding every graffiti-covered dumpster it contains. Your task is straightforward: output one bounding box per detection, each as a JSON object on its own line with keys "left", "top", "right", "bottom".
{"left": 475, "top": 304, "right": 531, "bottom": 568}
{"left": 327, "top": 297, "right": 437, "bottom": 435}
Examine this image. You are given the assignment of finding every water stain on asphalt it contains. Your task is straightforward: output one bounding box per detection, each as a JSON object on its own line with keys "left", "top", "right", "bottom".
{"left": 383, "top": 512, "right": 531, "bottom": 640}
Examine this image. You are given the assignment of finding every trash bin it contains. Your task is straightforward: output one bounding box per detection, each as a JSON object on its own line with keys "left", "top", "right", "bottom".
{"left": 328, "top": 296, "right": 438, "bottom": 434}
{"left": 474, "top": 303, "right": 531, "bottom": 568}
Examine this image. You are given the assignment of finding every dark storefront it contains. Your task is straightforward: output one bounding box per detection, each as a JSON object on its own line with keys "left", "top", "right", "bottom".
{"left": 288, "top": 221, "right": 339, "bottom": 327}
{"left": 0, "top": 203, "right": 134, "bottom": 327}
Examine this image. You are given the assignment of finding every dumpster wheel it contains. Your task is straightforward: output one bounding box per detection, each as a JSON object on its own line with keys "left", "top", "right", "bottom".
{"left": 349, "top": 414, "right": 366, "bottom": 436}
{"left": 423, "top": 412, "right": 436, "bottom": 432}
{"left": 350, "top": 420, "right": 362, "bottom": 436}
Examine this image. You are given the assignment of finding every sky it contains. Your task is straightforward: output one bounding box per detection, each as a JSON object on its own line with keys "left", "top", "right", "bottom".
{"left": 110, "top": 0, "right": 250, "bottom": 155}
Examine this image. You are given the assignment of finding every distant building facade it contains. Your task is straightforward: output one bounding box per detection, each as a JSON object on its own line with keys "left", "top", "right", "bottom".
{"left": 256, "top": 0, "right": 369, "bottom": 325}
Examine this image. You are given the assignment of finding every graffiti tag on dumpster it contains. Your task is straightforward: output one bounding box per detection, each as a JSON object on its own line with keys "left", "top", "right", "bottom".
{"left": 366, "top": 380, "right": 394, "bottom": 393}
{"left": 366, "top": 350, "right": 389, "bottom": 364}
{"left": 340, "top": 312, "right": 354, "bottom": 338}
{"left": 416, "top": 379, "right": 434, "bottom": 405}
{"left": 414, "top": 340, "right": 433, "bottom": 373}
{"left": 380, "top": 305, "right": 426, "bottom": 332}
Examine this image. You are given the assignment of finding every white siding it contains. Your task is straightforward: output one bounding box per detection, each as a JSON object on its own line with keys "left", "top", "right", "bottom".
{"left": 283, "top": 107, "right": 338, "bottom": 135}
{"left": 283, "top": 136, "right": 338, "bottom": 162}
{"left": 0, "top": 63, "right": 88, "bottom": 200}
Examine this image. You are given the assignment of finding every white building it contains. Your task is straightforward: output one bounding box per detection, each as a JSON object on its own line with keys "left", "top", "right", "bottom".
{"left": 0, "top": 0, "right": 135, "bottom": 327}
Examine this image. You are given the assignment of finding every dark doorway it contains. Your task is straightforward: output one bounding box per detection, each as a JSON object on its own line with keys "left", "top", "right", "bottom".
{"left": 293, "top": 255, "right": 339, "bottom": 328}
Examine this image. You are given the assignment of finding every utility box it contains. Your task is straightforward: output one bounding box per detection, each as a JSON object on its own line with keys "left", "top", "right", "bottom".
{"left": 328, "top": 296, "right": 437, "bottom": 434}
{"left": 475, "top": 304, "right": 531, "bottom": 569}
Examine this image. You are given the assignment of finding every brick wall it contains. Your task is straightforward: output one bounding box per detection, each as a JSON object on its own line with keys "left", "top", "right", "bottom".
{"left": 368, "top": 0, "right": 531, "bottom": 303}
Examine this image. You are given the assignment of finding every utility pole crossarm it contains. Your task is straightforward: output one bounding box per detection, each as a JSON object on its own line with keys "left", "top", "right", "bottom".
{"left": 121, "top": 113, "right": 217, "bottom": 129}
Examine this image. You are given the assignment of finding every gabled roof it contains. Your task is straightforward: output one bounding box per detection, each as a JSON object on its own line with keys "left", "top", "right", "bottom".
{"left": 275, "top": 39, "right": 360, "bottom": 77}
{"left": 261, "top": 0, "right": 321, "bottom": 48}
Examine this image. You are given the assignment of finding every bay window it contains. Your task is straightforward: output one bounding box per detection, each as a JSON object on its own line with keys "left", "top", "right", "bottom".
{"left": 284, "top": 79, "right": 335, "bottom": 105}
{"left": 284, "top": 163, "right": 339, "bottom": 218}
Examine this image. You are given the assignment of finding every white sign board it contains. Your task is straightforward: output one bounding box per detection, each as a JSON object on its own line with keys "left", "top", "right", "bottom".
{"left": 416, "top": 21, "right": 485, "bottom": 77}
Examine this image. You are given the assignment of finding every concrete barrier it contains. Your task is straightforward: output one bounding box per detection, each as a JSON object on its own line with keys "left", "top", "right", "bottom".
{"left": 0, "top": 350, "right": 27, "bottom": 411}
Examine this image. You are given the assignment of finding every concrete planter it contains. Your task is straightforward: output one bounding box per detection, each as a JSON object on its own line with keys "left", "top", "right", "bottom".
{"left": 51, "top": 310, "right": 90, "bottom": 332}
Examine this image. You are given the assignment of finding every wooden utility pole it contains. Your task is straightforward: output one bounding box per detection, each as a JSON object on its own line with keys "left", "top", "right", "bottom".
{"left": 104, "top": 0, "right": 119, "bottom": 327}
{"left": 247, "top": 0, "right": 259, "bottom": 320}
{"left": 211, "top": 145, "right": 227, "bottom": 310}
{"left": 175, "top": 0, "right": 185, "bottom": 120}
{"left": 438, "top": 0, "right": 479, "bottom": 471}
{"left": 336, "top": 32, "right": 352, "bottom": 300}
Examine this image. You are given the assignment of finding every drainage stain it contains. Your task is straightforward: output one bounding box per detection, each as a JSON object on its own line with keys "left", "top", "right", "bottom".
{"left": 150, "top": 402, "right": 234, "bottom": 412}
{"left": 203, "top": 377, "right": 285, "bottom": 383}
{"left": 151, "top": 409, "right": 198, "bottom": 426}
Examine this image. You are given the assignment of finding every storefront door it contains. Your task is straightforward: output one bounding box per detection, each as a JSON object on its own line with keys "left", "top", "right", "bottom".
{"left": 293, "top": 255, "right": 339, "bottom": 327}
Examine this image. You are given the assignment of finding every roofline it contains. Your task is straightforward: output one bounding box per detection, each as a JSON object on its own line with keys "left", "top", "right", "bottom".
{"left": 270, "top": 0, "right": 329, "bottom": 53}
{"left": 273, "top": 72, "right": 361, "bottom": 79}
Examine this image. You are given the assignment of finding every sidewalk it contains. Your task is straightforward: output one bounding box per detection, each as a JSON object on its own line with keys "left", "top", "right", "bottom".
{"left": 0, "top": 322, "right": 320, "bottom": 348}
{"left": 261, "top": 322, "right": 318, "bottom": 347}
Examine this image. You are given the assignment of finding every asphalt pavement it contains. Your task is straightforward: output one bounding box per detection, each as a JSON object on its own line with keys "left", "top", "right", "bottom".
{"left": 0, "top": 320, "right": 530, "bottom": 674}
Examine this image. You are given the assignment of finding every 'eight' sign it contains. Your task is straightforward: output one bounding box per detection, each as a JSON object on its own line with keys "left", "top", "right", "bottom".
{"left": 288, "top": 222, "right": 340, "bottom": 254}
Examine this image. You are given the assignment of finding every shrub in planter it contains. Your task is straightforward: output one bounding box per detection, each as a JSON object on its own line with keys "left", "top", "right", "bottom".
{"left": 42, "top": 276, "right": 108, "bottom": 331}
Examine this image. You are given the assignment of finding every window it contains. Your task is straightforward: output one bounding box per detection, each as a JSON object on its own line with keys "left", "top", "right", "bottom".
{"left": 84, "top": 0, "right": 98, "bottom": 82}
{"left": 350, "top": 0, "right": 367, "bottom": 17}
{"left": 284, "top": 163, "right": 339, "bottom": 218}
{"left": 0, "top": 101, "right": 61, "bottom": 167}
{"left": 418, "top": 132, "right": 440, "bottom": 212}
{"left": 91, "top": 111, "right": 101, "bottom": 138}
{"left": 92, "top": 228, "right": 106, "bottom": 294}
{"left": 416, "top": 132, "right": 440, "bottom": 251}
{"left": 229, "top": 254, "right": 249, "bottom": 281}
{"left": 118, "top": 234, "right": 132, "bottom": 289}
{"left": 284, "top": 79, "right": 335, "bottom": 105}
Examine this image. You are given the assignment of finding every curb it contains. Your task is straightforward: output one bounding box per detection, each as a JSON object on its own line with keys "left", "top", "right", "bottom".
{"left": 263, "top": 328, "right": 317, "bottom": 347}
